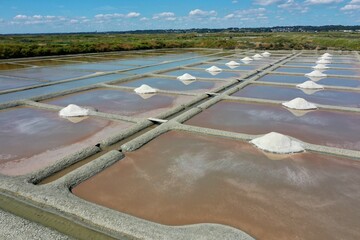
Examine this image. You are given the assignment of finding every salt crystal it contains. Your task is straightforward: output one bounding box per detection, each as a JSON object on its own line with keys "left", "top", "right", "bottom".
{"left": 134, "top": 84, "right": 157, "bottom": 94}
{"left": 262, "top": 51, "right": 271, "bottom": 57}
{"left": 253, "top": 54, "right": 263, "bottom": 60}
{"left": 206, "top": 66, "right": 222, "bottom": 72}
{"left": 305, "top": 70, "right": 327, "bottom": 78}
{"left": 312, "top": 64, "right": 328, "bottom": 70}
{"left": 282, "top": 98, "right": 317, "bottom": 110}
{"left": 225, "top": 61, "right": 241, "bottom": 66}
{"left": 59, "top": 104, "right": 90, "bottom": 117}
{"left": 177, "top": 73, "right": 196, "bottom": 81}
{"left": 251, "top": 132, "right": 304, "bottom": 154}
{"left": 296, "top": 81, "right": 324, "bottom": 89}
{"left": 241, "top": 57, "right": 253, "bottom": 62}
{"left": 316, "top": 59, "right": 331, "bottom": 64}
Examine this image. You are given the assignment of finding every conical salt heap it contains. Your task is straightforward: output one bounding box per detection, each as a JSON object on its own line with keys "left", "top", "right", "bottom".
{"left": 253, "top": 54, "right": 263, "bottom": 60}
{"left": 134, "top": 84, "right": 157, "bottom": 94}
{"left": 59, "top": 104, "right": 90, "bottom": 117}
{"left": 322, "top": 53, "right": 332, "bottom": 57}
{"left": 262, "top": 51, "right": 271, "bottom": 57}
{"left": 241, "top": 57, "right": 253, "bottom": 62}
{"left": 225, "top": 61, "right": 241, "bottom": 66}
{"left": 206, "top": 66, "right": 222, "bottom": 72}
{"left": 282, "top": 98, "right": 317, "bottom": 110}
{"left": 177, "top": 73, "right": 196, "bottom": 81}
{"left": 296, "top": 81, "right": 324, "bottom": 89}
{"left": 316, "top": 59, "right": 331, "bottom": 64}
{"left": 305, "top": 70, "right": 327, "bottom": 78}
{"left": 312, "top": 64, "right": 328, "bottom": 70}
{"left": 251, "top": 132, "right": 304, "bottom": 154}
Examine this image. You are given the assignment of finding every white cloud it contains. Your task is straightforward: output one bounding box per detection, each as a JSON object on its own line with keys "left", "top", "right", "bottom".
{"left": 223, "top": 8, "right": 268, "bottom": 21}
{"left": 305, "top": 0, "right": 343, "bottom": 4}
{"left": 232, "top": 0, "right": 238, "bottom": 3}
{"left": 341, "top": 0, "right": 360, "bottom": 10}
{"left": 126, "top": 12, "right": 140, "bottom": 18}
{"left": 153, "top": 12, "right": 176, "bottom": 21}
{"left": 14, "top": 15, "right": 28, "bottom": 20}
{"left": 254, "top": 0, "right": 282, "bottom": 5}
{"left": 279, "top": 0, "right": 309, "bottom": 12}
{"left": 189, "top": 9, "right": 217, "bottom": 17}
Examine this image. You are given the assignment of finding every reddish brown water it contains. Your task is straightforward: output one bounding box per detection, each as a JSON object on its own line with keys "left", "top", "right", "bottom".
{"left": 232, "top": 84, "right": 360, "bottom": 108}
{"left": 187, "top": 101, "right": 360, "bottom": 151}
{"left": 73, "top": 131, "right": 360, "bottom": 240}
{"left": 0, "top": 77, "right": 42, "bottom": 91}
{"left": 0, "top": 106, "right": 132, "bottom": 175}
{"left": 43, "top": 88, "right": 193, "bottom": 118}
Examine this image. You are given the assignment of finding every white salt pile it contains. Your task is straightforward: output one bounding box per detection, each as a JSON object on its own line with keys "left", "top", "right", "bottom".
{"left": 305, "top": 70, "right": 327, "bottom": 78}
{"left": 251, "top": 132, "right": 304, "bottom": 154}
{"left": 134, "top": 84, "right": 157, "bottom": 94}
{"left": 177, "top": 73, "right": 196, "bottom": 81}
{"left": 319, "top": 56, "right": 332, "bottom": 60}
{"left": 296, "top": 81, "right": 324, "bottom": 89}
{"left": 206, "top": 66, "right": 222, "bottom": 72}
{"left": 316, "top": 59, "right": 331, "bottom": 64}
{"left": 59, "top": 104, "right": 90, "bottom": 117}
{"left": 225, "top": 61, "right": 241, "bottom": 66}
{"left": 312, "top": 64, "right": 328, "bottom": 70}
{"left": 322, "top": 53, "right": 332, "bottom": 57}
{"left": 282, "top": 98, "right": 317, "bottom": 110}
{"left": 241, "top": 57, "right": 253, "bottom": 61}
{"left": 253, "top": 54, "right": 263, "bottom": 60}
{"left": 262, "top": 51, "right": 271, "bottom": 57}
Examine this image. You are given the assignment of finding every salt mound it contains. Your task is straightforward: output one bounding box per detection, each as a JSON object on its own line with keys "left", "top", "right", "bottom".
{"left": 177, "top": 73, "right": 196, "bottom": 81}
{"left": 312, "top": 64, "right": 328, "bottom": 70}
{"left": 59, "top": 104, "right": 90, "bottom": 117}
{"left": 134, "top": 84, "right": 157, "bottom": 94}
{"left": 322, "top": 53, "right": 332, "bottom": 57}
{"left": 305, "top": 70, "right": 327, "bottom": 78}
{"left": 262, "top": 51, "right": 271, "bottom": 57}
{"left": 225, "top": 61, "right": 240, "bottom": 66}
{"left": 206, "top": 66, "right": 222, "bottom": 72}
{"left": 241, "top": 57, "right": 253, "bottom": 62}
{"left": 253, "top": 54, "right": 263, "bottom": 60}
{"left": 282, "top": 98, "right": 317, "bottom": 110}
{"left": 251, "top": 132, "right": 304, "bottom": 154}
{"left": 319, "top": 56, "right": 332, "bottom": 60}
{"left": 296, "top": 81, "right": 324, "bottom": 89}
{"left": 316, "top": 59, "right": 331, "bottom": 64}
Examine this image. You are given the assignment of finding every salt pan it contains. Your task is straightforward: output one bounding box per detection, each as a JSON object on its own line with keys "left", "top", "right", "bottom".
{"left": 206, "top": 66, "right": 222, "bottom": 72}
{"left": 134, "top": 84, "right": 157, "bottom": 94}
{"left": 305, "top": 70, "right": 327, "bottom": 78}
{"left": 262, "top": 51, "right": 271, "bottom": 57}
{"left": 296, "top": 81, "right": 324, "bottom": 89}
{"left": 251, "top": 132, "right": 304, "bottom": 154}
{"left": 282, "top": 98, "right": 317, "bottom": 110}
{"left": 312, "top": 64, "right": 328, "bottom": 70}
{"left": 59, "top": 104, "right": 90, "bottom": 117}
{"left": 177, "top": 73, "right": 196, "bottom": 81}
{"left": 225, "top": 61, "right": 241, "bottom": 66}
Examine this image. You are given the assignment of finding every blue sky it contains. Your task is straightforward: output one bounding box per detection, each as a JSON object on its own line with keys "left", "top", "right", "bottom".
{"left": 0, "top": 0, "right": 359, "bottom": 33}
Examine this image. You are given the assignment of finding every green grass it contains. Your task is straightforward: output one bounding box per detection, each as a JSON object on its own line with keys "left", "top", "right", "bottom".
{"left": 0, "top": 32, "right": 359, "bottom": 59}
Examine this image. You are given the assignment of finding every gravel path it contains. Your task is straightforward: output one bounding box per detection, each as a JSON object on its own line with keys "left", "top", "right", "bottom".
{"left": 0, "top": 209, "right": 72, "bottom": 240}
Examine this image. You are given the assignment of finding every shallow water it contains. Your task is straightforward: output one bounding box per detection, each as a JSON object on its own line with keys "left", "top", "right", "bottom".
{"left": 73, "top": 131, "right": 360, "bottom": 240}
{"left": 0, "top": 106, "right": 132, "bottom": 175}
{"left": 232, "top": 84, "right": 360, "bottom": 107}
{"left": 257, "top": 74, "right": 360, "bottom": 88}
{"left": 43, "top": 88, "right": 192, "bottom": 117}
{"left": 187, "top": 101, "right": 360, "bottom": 150}
{"left": 119, "top": 77, "right": 221, "bottom": 92}
{"left": 0, "top": 76, "right": 42, "bottom": 91}
{"left": 162, "top": 69, "right": 242, "bottom": 79}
